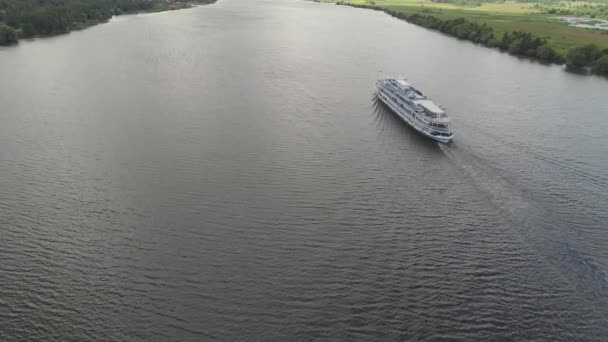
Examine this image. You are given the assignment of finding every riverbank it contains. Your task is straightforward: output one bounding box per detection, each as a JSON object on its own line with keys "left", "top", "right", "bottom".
{"left": 0, "top": 0, "right": 216, "bottom": 46}
{"left": 322, "top": 0, "right": 608, "bottom": 76}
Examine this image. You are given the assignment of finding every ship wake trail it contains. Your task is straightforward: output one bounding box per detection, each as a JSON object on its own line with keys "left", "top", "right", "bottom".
{"left": 455, "top": 118, "right": 608, "bottom": 259}
{"left": 438, "top": 143, "right": 531, "bottom": 219}
{"left": 438, "top": 142, "right": 608, "bottom": 313}
{"left": 456, "top": 119, "right": 608, "bottom": 196}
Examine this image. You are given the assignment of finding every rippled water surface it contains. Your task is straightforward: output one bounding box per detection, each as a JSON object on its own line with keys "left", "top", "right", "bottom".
{"left": 1, "top": 0, "right": 608, "bottom": 340}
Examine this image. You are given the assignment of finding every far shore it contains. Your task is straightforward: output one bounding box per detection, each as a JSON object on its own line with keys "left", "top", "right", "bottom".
{"left": 319, "top": 0, "right": 608, "bottom": 77}
{"left": 0, "top": 0, "right": 217, "bottom": 46}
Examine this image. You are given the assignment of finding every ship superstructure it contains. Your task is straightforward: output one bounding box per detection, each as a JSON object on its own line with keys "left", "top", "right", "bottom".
{"left": 376, "top": 78, "right": 454, "bottom": 143}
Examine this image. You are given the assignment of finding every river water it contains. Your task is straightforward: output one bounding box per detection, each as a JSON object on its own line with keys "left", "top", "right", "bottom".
{"left": 1, "top": 0, "right": 608, "bottom": 340}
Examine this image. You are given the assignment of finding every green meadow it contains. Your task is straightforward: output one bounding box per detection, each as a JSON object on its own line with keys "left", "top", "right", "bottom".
{"left": 322, "top": 0, "right": 608, "bottom": 53}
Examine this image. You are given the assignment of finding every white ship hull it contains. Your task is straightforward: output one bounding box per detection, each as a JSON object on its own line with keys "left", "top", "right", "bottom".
{"left": 376, "top": 79, "right": 454, "bottom": 143}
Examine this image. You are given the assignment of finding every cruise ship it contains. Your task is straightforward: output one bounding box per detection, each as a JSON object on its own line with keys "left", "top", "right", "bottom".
{"left": 375, "top": 78, "right": 454, "bottom": 143}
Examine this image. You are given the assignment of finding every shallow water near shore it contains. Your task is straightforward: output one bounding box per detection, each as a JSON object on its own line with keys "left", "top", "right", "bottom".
{"left": 1, "top": 0, "right": 608, "bottom": 340}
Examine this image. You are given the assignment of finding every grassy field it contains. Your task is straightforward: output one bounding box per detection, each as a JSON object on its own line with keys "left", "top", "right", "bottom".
{"left": 322, "top": 0, "right": 608, "bottom": 53}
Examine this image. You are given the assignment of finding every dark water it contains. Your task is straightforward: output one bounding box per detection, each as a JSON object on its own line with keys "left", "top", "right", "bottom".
{"left": 1, "top": 0, "right": 608, "bottom": 340}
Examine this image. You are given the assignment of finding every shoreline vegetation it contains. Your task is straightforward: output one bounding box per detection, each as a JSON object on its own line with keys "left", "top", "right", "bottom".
{"left": 0, "top": 0, "right": 216, "bottom": 46}
{"left": 325, "top": 0, "right": 608, "bottom": 76}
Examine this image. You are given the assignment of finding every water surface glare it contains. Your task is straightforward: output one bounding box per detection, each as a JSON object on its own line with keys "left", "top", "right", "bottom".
{"left": 1, "top": 0, "right": 608, "bottom": 340}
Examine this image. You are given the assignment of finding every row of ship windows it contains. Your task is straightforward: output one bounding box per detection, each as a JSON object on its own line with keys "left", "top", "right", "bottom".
{"left": 383, "top": 91, "right": 449, "bottom": 130}
{"left": 383, "top": 86, "right": 448, "bottom": 121}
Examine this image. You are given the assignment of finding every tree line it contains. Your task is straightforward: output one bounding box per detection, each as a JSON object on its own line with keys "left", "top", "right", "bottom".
{"left": 336, "top": 2, "right": 608, "bottom": 76}
{"left": 0, "top": 24, "right": 17, "bottom": 45}
{"left": 0, "top": 0, "right": 214, "bottom": 45}
{"left": 566, "top": 44, "right": 608, "bottom": 75}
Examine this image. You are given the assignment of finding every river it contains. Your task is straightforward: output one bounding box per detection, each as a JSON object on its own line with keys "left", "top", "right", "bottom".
{"left": 1, "top": 0, "right": 608, "bottom": 340}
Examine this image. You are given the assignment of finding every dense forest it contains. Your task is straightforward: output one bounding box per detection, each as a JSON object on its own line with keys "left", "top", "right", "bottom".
{"left": 336, "top": 2, "right": 608, "bottom": 76}
{"left": 0, "top": 0, "right": 214, "bottom": 44}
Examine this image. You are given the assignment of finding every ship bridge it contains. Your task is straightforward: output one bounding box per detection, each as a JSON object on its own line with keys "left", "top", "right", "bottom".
{"left": 414, "top": 99, "right": 449, "bottom": 121}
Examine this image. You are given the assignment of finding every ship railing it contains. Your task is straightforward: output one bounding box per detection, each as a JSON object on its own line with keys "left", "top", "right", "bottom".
{"left": 379, "top": 88, "right": 453, "bottom": 133}
{"left": 420, "top": 122, "right": 451, "bottom": 132}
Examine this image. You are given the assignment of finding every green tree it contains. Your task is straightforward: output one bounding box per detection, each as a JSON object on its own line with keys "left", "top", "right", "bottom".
{"left": 0, "top": 25, "right": 18, "bottom": 45}
{"left": 592, "top": 55, "right": 608, "bottom": 76}
{"left": 536, "top": 44, "right": 557, "bottom": 62}
{"left": 566, "top": 44, "right": 600, "bottom": 69}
